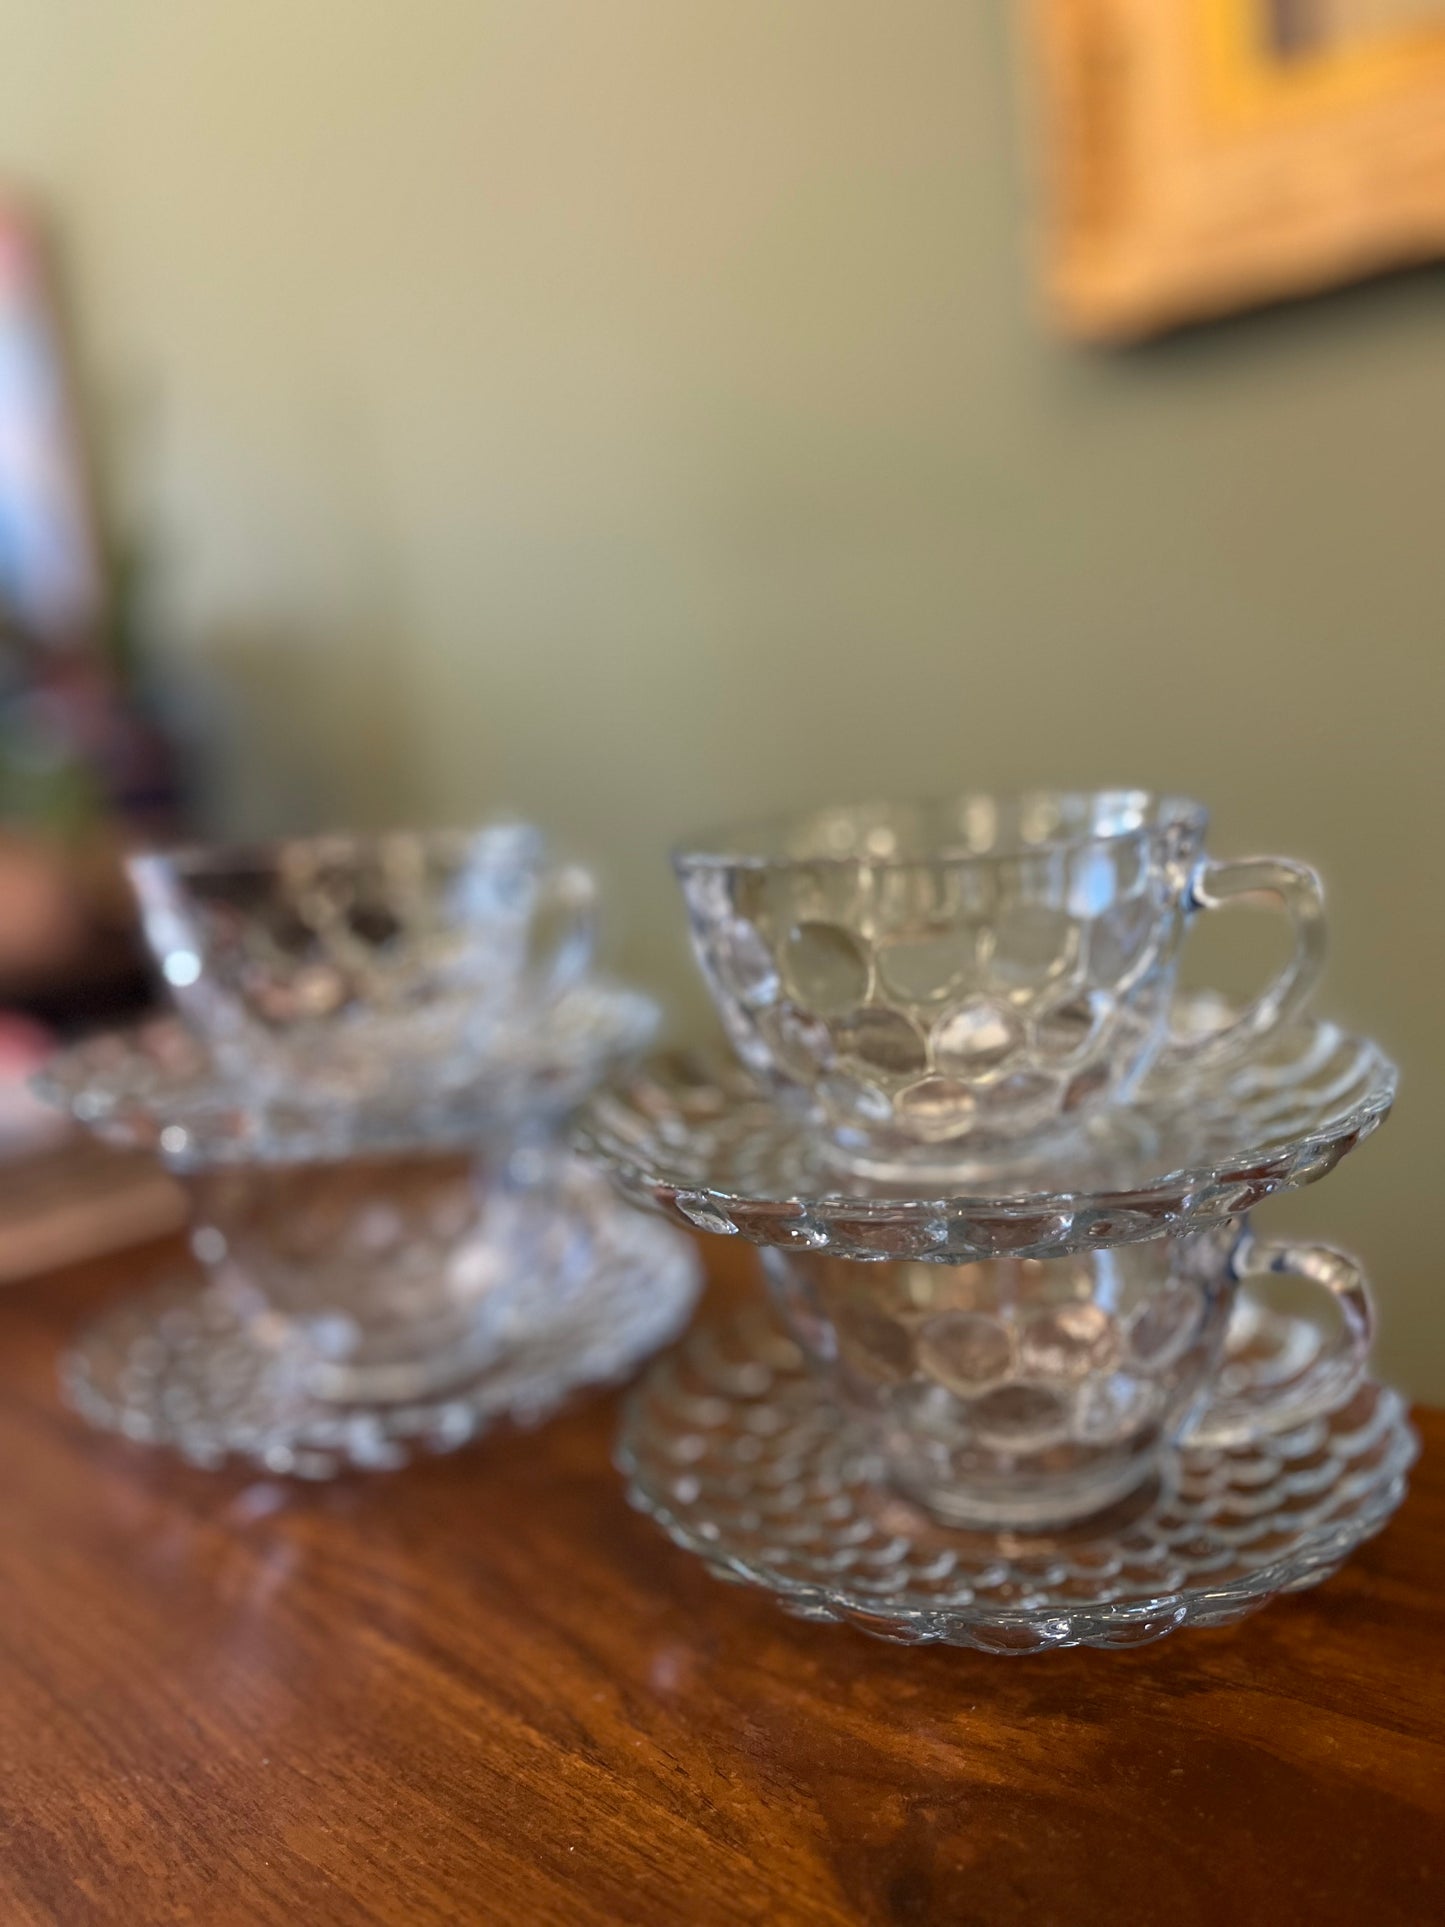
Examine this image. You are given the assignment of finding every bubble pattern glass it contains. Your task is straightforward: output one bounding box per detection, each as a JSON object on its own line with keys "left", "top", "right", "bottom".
{"left": 64, "top": 1160, "right": 700, "bottom": 1478}
{"left": 37, "top": 981, "right": 657, "bottom": 1168}
{"left": 577, "top": 1001, "right": 1395, "bottom": 1264}
{"left": 128, "top": 825, "right": 597, "bottom": 1111}
{"left": 618, "top": 1304, "right": 1415, "bottom": 1653}
{"left": 675, "top": 792, "right": 1325, "bottom": 1175}
{"left": 762, "top": 1223, "right": 1373, "bottom": 1528}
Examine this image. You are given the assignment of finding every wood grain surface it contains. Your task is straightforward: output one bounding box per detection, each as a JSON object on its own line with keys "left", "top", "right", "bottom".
{"left": 0, "top": 1233, "right": 1441, "bottom": 1926}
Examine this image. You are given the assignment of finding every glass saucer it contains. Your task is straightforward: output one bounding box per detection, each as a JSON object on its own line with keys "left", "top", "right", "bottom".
{"left": 64, "top": 1179, "right": 700, "bottom": 1477}
{"left": 37, "top": 979, "right": 658, "bottom": 1169}
{"left": 578, "top": 998, "right": 1395, "bottom": 1263}
{"left": 618, "top": 1305, "right": 1416, "bottom": 1653}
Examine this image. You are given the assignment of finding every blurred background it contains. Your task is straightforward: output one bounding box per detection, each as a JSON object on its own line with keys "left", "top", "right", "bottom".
{"left": 0, "top": 2, "right": 1441, "bottom": 1392}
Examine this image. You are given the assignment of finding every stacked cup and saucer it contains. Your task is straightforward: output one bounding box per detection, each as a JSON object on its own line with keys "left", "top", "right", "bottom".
{"left": 37, "top": 823, "right": 699, "bottom": 1476}
{"left": 579, "top": 791, "right": 1412, "bottom": 1653}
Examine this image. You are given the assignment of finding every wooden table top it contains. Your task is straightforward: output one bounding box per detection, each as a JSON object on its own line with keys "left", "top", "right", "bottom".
{"left": 2, "top": 1234, "right": 1441, "bottom": 1927}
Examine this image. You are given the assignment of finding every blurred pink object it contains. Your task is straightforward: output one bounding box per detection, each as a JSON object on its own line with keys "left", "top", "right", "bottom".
{"left": 0, "top": 193, "right": 104, "bottom": 643}
{"left": 0, "top": 1009, "right": 66, "bottom": 1151}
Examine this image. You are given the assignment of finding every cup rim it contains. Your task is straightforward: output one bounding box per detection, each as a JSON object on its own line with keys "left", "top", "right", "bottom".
{"left": 673, "top": 789, "right": 1208, "bottom": 873}
{"left": 125, "top": 820, "right": 544, "bottom": 887}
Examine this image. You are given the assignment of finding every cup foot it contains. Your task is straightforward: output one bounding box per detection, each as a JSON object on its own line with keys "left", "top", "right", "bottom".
{"left": 888, "top": 1459, "right": 1161, "bottom": 1534}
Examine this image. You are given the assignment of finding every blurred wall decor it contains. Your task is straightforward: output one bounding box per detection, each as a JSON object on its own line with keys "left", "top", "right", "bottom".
{"left": 0, "top": 190, "right": 179, "bottom": 1028}
{"left": 0, "top": 191, "right": 185, "bottom": 1269}
{"left": 1035, "top": 0, "right": 1445, "bottom": 337}
{"left": 0, "top": 195, "right": 103, "bottom": 641}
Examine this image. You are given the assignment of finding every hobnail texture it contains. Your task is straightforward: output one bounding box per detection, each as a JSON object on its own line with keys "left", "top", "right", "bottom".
{"left": 619, "top": 1304, "right": 1416, "bottom": 1653}
{"left": 36, "top": 981, "right": 657, "bottom": 1167}
{"left": 37, "top": 937, "right": 681, "bottom": 1474}
{"left": 64, "top": 1159, "right": 700, "bottom": 1477}
{"left": 577, "top": 999, "right": 1395, "bottom": 1263}
{"left": 128, "top": 824, "right": 596, "bottom": 1110}
{"left": 762, "top": 1222, "right": 1373, "bottom": 1528}
{"left": 183, "top": 1146, "right": 591, "bottom": 1404}
{"left": 675, "top": 792, "right": 1325, "bottom": 1175}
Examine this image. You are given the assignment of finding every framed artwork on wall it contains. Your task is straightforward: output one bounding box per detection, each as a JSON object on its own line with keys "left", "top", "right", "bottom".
{"left": 1031, "top": 0, "right": 1445, "bottom": 337}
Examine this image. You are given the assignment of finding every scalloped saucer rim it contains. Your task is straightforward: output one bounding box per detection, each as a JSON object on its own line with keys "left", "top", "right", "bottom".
{"left": 577, "top": 999, "right": 1395, "bottom": 1232}
{"left": 35, "top": 979, "right": 659, "bottom": 1168}
{"left": 62, "top": 1187, "right": 700, "bottom": 1477}
{"left": 616, "top": 1305, "right": 1417, "bottom": 1652}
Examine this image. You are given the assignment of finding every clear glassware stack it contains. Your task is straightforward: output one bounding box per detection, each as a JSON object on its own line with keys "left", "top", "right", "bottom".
{"left": 578, "top": 791, "right": 1412, "bottom": 1653}
{"left": 37, "top": 824, "right": 699, "bottom": 1476}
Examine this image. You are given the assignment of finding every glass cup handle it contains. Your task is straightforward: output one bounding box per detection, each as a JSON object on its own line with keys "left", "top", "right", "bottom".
{"left": 530, "top": 863, "right": 598, "bottom": 1001}
{"left": 1184, "top": 1238, "right": 1374, "bottom": 1449}
{"left": 1163, "top": 856, "right": 1327, "bottom": 1068}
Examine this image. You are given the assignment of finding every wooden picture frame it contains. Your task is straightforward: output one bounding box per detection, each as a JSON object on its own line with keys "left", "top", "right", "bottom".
{"left": 1031, "top": 0, "right": 1445, "bottom": 338}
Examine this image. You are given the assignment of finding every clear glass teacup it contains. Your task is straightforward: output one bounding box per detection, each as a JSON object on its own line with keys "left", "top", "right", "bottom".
{"left": 762, "top": 1219, "right": 1372, "bottom": 1529}
{"left": 675, "top": 791, "right": 1326, "bottom": 1179}
{"left": 187, "top": 1141, "right": 597, "bottom": 1406}
{"left": 129, "top": 823, "right": 596, "bottom": 1111}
